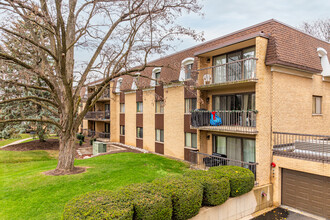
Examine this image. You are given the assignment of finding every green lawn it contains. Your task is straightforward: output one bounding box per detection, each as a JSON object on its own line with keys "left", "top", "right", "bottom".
{"left": 19, "top": 136, "right": 59, "bottom": 144}
{"left": 0, "top": 151, "right": 188, "bottom": 220}
{"left": 0, "top": 134, "right": 31, "bottom": 147}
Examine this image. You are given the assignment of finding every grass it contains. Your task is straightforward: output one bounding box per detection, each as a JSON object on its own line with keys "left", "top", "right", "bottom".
{"left": 20, "top": 136, "right": 59, "bottom": 144}
{"left": 0, "top": 150, "right": 53, "bottom": 163}
{"left": 0, "top": 134, "right": 31, "bottom": 147}
{"left": 0, "top": 150, "right": 188, "bottom": 220}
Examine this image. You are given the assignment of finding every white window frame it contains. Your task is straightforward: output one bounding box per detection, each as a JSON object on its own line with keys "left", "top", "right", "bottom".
{"left": 115, "top": 78, "right": 123, "bottom": 93}
{"left": 313, "top": 96, "right": 322, "bottom": 115}
{"left": 137, "top": 127, "right": 143, "bottom": 139}
{"left": 179, "top": 57, "right": 194, "bottom": 81}
{"left": 155, "top": 101, "right": 164, "bottom": 113}
{"left": 155, "top": 129, "right": 164, "bottom": 142}
{"left": 137, "top": 102, "right": 143, "bottom": 113}
{"left": 120, "top": 125, "right": 125, "bottom": 135}
{"left": 185, "top": 132, "right": 197, "bottom": 148}
{"left": 120, "top": 103, "right": 125, "bottom": 113}
{"left": 151, "top": 67, "right": 161, "bottom": 86}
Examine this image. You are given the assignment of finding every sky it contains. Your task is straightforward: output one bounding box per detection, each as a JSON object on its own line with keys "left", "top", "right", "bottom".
{"left": 167, "top": 0, "right": 330, "bottom": 55}
{"left": 73, "top": 0, "right": 329, "bottom": 77}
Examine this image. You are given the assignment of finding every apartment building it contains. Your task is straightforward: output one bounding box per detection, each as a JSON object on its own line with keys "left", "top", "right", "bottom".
{"left": 81, "top": 19, "right": 330, "bottom": 218}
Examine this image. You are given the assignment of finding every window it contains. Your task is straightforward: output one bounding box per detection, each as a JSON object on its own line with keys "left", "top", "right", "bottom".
{"left": 137, "top": 102, "right": 143, "bottom": 113}
{"left": 185, "top": 132, "right": 197, "bottom": 148}
{"left": 105, "top": 123, "right": 110, "bottom": 133}
{"left": 120, "top": 103, "right": 125, "bottom": 113}
{"left": 213, "top": 135, "right": 255, "bottom": 163}
{"left": 155, "top": 129, "right": 164, "bottom": 142}
{"left": 120, "top": 125, "right": 125, "bottom": 135}
{"left": 137, "top": 127, "right": 143, "bottom": 138}
{"left": 155, "top": 72, "right": 161, "bottom": 85}
{"left": 185, "top": 63, "right": 193, "bottom": 79}
{"left": 213, "top": 93, "right": 255, "bottom": 111}
{"left": 105, "top": 104, "right": 110, "bottom": 111}
{"left": 185, "top": 98, "right": 197, "bottom": 113}
{"left": 212, "top": 47, "right": 255, "bottom": 83}
{"left": 155, "top": 101, "right": 164, "bottom": 113}
{"left": 313, "top": 96, "right": 322, "bottom": 114}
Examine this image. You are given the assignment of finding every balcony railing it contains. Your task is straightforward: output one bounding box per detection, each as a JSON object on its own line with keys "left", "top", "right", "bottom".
{"left": 273, "top": 132, "right": 330, "bottom": 163}
{"left": 85, "top": 111, "right": 110, "bottom": 120}
{"left": 83, "top": 91, "right": 110, "bottom": 100}
{"left": 191, "top": 110, "right": 257, "bottom": 134}
{"left": 86, "top": 129, "right": 110, "bottom": 139}
{"left": 197, "top": 57, "right": 257, "bottom": 87}
{"left": 190, "top": 151, "right": 257, "bottom": 179}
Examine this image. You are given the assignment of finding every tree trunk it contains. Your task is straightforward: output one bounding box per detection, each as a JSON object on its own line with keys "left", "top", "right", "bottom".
{"left": 55, "top": 132, "right": 76, "bottom": 173}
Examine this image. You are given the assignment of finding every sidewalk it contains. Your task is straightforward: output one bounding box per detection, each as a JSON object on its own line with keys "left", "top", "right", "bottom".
{"left": 0, "top": 138, "right": 33, "bottom": 149}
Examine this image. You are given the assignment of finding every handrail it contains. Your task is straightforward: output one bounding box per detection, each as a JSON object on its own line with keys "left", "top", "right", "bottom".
{"left": 194, "top": 57, "right": 258, "bottom": 72}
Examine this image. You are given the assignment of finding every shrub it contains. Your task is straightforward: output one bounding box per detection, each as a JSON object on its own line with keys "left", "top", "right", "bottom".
{"left": 76, "top": 133, "right": 85, "bottom": 142}
{"left": 209, "top": 166, "right": 254, "bottom": 197}
{"left": 90, "top": 138, "right": 96, "bottom": 146}
{"left": 119, "top": 183, "right": 172, "bottom": 220}
{"left": 62, "top": 190, "right": 133, "bottom": 220}
{"left": 184, "top": 170, "right": 230, "bottom": 206}
{"left": 153, "top": 176, "right": 203, "bottom": 220}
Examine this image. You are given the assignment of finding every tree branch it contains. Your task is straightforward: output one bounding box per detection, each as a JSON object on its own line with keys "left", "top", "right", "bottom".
{"left": 0, "top": 27, "right": 58, "bottom": 61}
{"left": 0, "top": 96, "right": 58, "bottom": 108}
{"left": 0, "top": 118, "right": 62, "bottom": 129}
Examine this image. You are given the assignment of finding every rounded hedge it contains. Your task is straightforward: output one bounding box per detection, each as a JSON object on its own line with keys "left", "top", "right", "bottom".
{"left": 62, "top": 190, "right": 133, "bottom": 220}
{"left": 119, "top": 183, "right": 172, "bottom": 220}
{"left": 209, "top": 166, "right": 255, "bottom": 197}
{"left": 152, "top": 176, "right": 203, "bottom": 220}
{"left": 184, "top": 170, "right": 230, "bottom": 206}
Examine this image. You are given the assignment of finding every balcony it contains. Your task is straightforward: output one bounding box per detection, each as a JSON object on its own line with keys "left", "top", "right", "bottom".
{"left": 84, "top": 91, "right": 110, "bottom": 100}
{"left": 273, "top": 132, "right": 330, "bottom": 163}
{"left": 190, "top": 151, "right": 257, "bottom": 179}
{"left": 196, "top": 57, "right": 257, "bottom": 90}
{"left": 85, "top": 129, "right": 110, "bottom": 139}
{"left": 191, "top": 110, "right": 257, "bottom": 134}
{"left": 85, "top": 111, "right": 110, "bottom": 121}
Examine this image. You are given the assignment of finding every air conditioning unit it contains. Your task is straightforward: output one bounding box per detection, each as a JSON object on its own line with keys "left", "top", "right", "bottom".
{"left": 93, "top": 141, "right": 107, "bottom": 155}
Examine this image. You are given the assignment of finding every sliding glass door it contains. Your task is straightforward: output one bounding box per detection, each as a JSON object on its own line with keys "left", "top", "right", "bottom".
{"left": 213, "top": 135, "right": 256, "bottom": 163}
{"left": 213, "top": 55, "right": 226, "bottom": 83}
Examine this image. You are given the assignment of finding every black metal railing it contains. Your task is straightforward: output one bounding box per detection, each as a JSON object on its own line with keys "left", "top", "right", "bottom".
{"left": 273, "top": 132, "right": 330, "bottom": 163}
{"left": 85, "top": 111, "right": 110, "bottom": 120}
{"left": 196, "top": 57, "right": 257, "bottom": 85}
{"left": 190, "top": 151, "right": 257, "bottom": 179}
{"left": 83, "top": 91, "right": 110, "bottom": 100}
{"left": 86, "top": 129, "right": 110, "bottom": 139}
{"left": 98, "top": 132, "right": 110, "bottom": 139}
{"left": 191, "top": 110, "right": 257, "bottom": 133}
{"left": 87, "top": 129, "right": 96, "bottom": 137}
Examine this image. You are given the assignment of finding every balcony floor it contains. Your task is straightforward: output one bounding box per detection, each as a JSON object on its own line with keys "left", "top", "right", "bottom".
{"left": 191, "top": 125, "right": 258, "bottom": 135}
{"left": 196, "top": 79, "right": 257, "bottom": 91}
{"left": 85, "top": 118, "right": 110, "bottom": 122}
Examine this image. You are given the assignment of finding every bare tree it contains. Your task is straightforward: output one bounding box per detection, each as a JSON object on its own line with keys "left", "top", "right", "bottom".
{"left": 299, "top": 18, "right": 330, "bottom": 42}
{"left": 0, "top": 0, "right": 203, "bottom": 174}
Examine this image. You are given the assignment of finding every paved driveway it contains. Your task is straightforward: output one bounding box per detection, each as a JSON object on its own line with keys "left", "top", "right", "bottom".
{"left": 252, "top": 207, "right": 319, "bottom": 220}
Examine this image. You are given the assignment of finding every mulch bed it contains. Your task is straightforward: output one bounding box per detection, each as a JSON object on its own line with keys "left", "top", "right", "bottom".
{"left": 1, "top": 138, "right": 142, "bottom": 158}
{"left": 43, "top": 166, "right": 89, "bottom": 176}
{"left": 0, "top": 138, "right": 90, "bottom": 152}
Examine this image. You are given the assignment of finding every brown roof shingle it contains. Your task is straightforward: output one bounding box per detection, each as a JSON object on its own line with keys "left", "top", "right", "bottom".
{"left": 97, "top": 19, "right": 330, "bottom": 92}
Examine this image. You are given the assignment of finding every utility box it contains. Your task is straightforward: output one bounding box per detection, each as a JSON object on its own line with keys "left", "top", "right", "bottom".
{"left": 93, "top": 141, "right": 107, "bottom": 155}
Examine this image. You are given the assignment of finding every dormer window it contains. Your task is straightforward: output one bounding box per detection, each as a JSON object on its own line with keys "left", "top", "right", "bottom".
{"left": 155, "top": 71, "right": 161, "bottom": 85}
{"left": 115, "top": 78, "right": 123, "bottom": 93}
{"left": 179, "top": 57, "right": 194, "bottom": 81}
{"left": 151, "top": 67, "right": 161, "bottom": 86}
{"left": 131, "top": 72, "right": 140, "bottom": 90}
{"left": 185, "top": 63, "right": 193, "bottom": 79}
